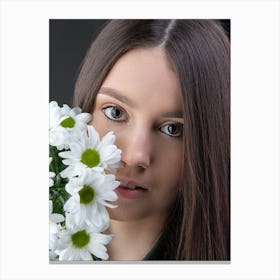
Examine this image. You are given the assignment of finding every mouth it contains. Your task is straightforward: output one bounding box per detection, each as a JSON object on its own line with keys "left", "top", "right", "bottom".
{"left": 119, "top": 180, "right": 147, "bottom": 189}
{"left": 118, "top": 177, "right": 150, "bottom": 190}
{"left": 116, "top": 178, "right": 149, "bottom": 199}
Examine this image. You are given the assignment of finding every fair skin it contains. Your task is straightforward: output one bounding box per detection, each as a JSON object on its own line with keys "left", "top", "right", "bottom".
{"left": 90, "top": 47, "right": 183, "bottom": 260}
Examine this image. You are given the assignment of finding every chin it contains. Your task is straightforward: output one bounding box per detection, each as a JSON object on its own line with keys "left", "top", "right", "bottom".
{"left": 107, "top": 204, "right": 150, "bottom": 222}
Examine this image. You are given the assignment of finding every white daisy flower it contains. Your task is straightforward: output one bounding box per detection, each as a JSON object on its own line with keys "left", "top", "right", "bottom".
{"left": 55, "top": 224, "right": 112, "bottom": 261}
{"left": 59, "top": 125, "right": 121, "bottom": 178}
{"left": 49, "top": 157, "right": 55, "bottom": 187}
{"left": 64, "top": 169, "right": 119, "bottom": 228}
{"left": 49, "top": 101, "right": 92, "bottom": 150}
{"left": 49, "top": 201, "right": 65, "bottom": 260}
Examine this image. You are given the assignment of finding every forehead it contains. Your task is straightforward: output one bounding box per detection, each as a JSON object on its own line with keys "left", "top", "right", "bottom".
{"left": 100, "top": 47, "right": 183, "bottom": 112}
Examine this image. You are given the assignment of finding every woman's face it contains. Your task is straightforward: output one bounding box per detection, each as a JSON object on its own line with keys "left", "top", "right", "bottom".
{"left": 90, "top": 47, "right": 183, "bottom": 222}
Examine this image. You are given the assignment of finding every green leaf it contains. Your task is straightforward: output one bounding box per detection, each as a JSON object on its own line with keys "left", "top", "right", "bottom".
{"left": 49, "top": 145, "right": 68, "bottom": 174}
{"left": 49, "top": 145, "right": 70, "bottom": 217}
{"left": 49, "top": 187, "right": 70, "bottom": 217}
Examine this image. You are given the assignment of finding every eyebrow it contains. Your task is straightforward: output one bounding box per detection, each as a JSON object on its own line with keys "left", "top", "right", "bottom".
{"left": 161, "top": 111, "right": 183, "bottom": 118}
{"left": 98, "top": 86, "right": 183, "bottom": 119}
{"left": 98, "top": 87, "right": 135, "bottom": 107}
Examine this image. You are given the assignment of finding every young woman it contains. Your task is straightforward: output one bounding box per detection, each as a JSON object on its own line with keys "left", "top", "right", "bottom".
{"left": 73, "top": 19, "right": 230, "bottom": 261}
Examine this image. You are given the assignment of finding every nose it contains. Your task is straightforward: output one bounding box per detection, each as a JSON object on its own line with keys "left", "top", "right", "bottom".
{"left": 120, "top": 126, "right": 152, "bottom": 169}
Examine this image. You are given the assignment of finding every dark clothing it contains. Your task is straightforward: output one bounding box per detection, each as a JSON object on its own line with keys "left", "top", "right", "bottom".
{"left": 143, "top": 229, "right": 173, "bottom": 260}
{"left": 143, "top": 201, "right": 182, "bottom": 260}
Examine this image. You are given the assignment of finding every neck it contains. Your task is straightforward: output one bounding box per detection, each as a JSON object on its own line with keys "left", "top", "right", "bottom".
{"left": 106, "top": 214, "right": 167, "bottom": 261}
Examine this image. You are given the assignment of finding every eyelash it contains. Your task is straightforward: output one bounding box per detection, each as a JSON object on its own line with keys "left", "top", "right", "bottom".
{"left": 159, "top": 123, "right": 183, "bottom": 138}
{"left": 102, "top": 105, "right": 127, "bottom": 122}
{"left": 102, "top": 105, "right": 183, "bottom": 138}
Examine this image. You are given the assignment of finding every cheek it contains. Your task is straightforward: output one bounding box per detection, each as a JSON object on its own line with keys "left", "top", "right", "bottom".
{"left": 154, "top": 143, "right": 183, "bottom": 190}
{"left": 150, "top": 146, "right": 182, "bottom": 212}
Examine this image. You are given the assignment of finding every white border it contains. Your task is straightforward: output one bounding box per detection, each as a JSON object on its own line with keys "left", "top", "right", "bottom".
{"left": 0, "top": 0, "right": 279, "bottom": 279}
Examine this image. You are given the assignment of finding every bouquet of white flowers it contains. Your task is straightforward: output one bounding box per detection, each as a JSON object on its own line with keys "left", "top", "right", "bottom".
{"left": 49, "top": 101, "right": 121, "bottom": 261}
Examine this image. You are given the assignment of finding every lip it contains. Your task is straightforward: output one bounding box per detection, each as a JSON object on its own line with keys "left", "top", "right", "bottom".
{"left": 115, "top": 178, "right": 149, "bottom": 199}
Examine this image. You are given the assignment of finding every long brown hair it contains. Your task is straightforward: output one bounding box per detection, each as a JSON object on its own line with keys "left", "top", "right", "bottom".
{"left": 73, "top": 19, "right": 230, "bottom": 260}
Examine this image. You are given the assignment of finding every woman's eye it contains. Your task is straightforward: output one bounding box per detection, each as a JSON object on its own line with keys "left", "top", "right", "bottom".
{"left": 160, "top": 123, "right": 183, "bottom": 137}
{"left": 103, "top": 106, "right": 126, "bottom": 121}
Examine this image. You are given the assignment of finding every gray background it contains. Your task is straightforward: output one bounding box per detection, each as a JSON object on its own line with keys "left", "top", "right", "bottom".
{"left": 49, "top": 20, "right": 108, "bottom": 106}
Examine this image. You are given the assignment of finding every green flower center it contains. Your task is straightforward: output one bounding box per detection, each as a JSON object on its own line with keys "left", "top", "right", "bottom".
{"left": 71, "top": 230, "right": 90, "bottom": 248}
{"left": 79, "top": 185, "right": 95, "bottom": 204}
{"left": 81, "top": 149, "right": 100, "bottom": 168}
{"left": 60, "top": 117, "right": 75, "bottom": 128}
